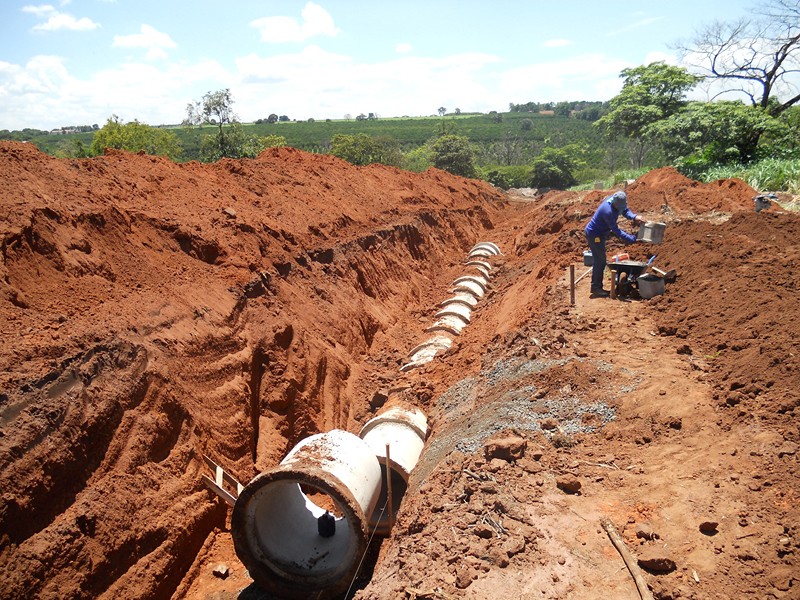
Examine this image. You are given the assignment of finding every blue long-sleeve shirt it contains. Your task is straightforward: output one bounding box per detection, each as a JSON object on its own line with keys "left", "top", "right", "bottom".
{"left": 585, "top": 197, "right": 638, "bottom": 243}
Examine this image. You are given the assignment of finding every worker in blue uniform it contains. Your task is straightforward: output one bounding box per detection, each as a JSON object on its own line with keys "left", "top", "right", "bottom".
{"left": 584, "top": 191, "right": 644, "bottom": 298}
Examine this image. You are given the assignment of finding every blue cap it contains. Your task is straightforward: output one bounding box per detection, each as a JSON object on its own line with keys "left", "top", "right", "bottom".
{"left": 610, "top": 191, "right": 627, "bottom": 211}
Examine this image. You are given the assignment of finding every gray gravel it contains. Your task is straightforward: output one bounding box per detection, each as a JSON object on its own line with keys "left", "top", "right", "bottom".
{"left": 417, "top": 356, "right": 628, "bottom": 477}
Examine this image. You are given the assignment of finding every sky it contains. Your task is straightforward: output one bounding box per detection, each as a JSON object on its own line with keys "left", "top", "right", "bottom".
{"left": 0, "top": 0, "right": 761, "bottom": 131}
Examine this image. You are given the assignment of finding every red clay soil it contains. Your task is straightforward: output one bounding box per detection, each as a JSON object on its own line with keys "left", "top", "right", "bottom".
{"left": 1, "top": 145, "right": 798, "bottom": 600}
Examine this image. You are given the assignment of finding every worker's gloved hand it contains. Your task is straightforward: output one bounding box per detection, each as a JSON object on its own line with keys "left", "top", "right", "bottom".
{"left": 633, "top": 215, "right": 646, "bottom": 225}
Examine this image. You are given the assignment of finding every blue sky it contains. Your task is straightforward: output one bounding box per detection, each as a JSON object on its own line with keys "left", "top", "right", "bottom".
{"left": 0, "top": 0, "right": 759, "bottom": 130}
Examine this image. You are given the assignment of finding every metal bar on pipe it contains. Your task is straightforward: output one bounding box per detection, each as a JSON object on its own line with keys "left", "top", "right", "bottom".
{"left": 385, "top": 443, "right": 394, "bottom": 532}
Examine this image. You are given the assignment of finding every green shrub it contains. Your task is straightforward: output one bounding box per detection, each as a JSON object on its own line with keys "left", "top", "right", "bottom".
{"left": 480, "top": 165, "right": 530, "bottom": 189}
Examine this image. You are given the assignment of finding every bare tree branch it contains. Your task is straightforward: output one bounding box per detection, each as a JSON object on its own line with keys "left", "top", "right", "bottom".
{"left": 676, "top": 1, "right": 800, "bottom": 115}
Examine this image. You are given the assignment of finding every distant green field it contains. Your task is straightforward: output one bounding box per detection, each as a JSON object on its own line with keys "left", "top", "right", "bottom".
{"left": 16, "top": 112, "right": 608, "bottom": 161}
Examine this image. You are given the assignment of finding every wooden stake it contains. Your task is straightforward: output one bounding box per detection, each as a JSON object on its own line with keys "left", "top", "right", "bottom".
{"left": 569, "top": 265, "right": 575, "bottom": 305}
{"left": 601, "top": 518, "right": 654, "bottom": 600}
{"left": 386, "top": 443, "right": 394, "bottom": 532}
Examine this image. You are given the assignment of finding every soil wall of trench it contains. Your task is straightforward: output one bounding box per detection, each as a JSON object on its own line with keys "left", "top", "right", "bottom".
{"left": 0, "top": 141, "right": 507, "bottom": 599}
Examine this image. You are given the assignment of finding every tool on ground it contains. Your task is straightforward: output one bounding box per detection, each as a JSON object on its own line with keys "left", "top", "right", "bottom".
{"left": 649, "top": 266, "right": 676, "bottom": 282}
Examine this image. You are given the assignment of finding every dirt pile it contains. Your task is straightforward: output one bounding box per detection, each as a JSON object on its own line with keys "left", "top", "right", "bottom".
{"left": 1, "top": 148, "right": 798, "bottom": 600}
{"left": 626, "top": 166, "right": 758, "bottom": 213}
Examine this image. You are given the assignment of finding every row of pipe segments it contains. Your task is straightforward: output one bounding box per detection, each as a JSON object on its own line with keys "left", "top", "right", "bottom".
{"left": 400, "top": 241, "right": 503, "bottom": 372}
{"left": 231, "top": 404, "right": 428, "bottom": 599}
{"left": 228, "top": 242, "right": 500, "bottom": 599}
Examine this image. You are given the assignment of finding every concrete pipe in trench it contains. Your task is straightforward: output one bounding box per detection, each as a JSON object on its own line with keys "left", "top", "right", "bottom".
{"left": 231, "top": 429, "right": 382, "bottom": 599}
{"left": 359, "top": 405, "right": 428, "bottom": 535}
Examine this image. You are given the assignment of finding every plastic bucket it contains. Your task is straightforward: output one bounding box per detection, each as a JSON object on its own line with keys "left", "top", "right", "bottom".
{"left": 583, "top": 250, "right": 593, "bottom": 266}
{"left": 638, "top": 274, "right": 665, "bottom": 299}
{"left": 637, "top": 222, "right": 666, "bottom": 244}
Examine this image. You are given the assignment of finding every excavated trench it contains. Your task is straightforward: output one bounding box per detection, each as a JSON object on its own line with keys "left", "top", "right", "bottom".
{"left": 0, "top": 142, "right": 510, "bottom": 599}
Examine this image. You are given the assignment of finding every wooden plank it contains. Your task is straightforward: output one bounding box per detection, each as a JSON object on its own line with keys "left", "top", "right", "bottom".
{"left": 202, "top": 475, "right": 238, "bottom": 507}
{"left": 202, "top": 454, "right": 245, "bottom": 507}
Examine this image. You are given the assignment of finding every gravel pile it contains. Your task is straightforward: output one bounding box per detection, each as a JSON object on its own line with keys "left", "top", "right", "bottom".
{"left": 425, "top": 357, "right": 620, "bottom": 463}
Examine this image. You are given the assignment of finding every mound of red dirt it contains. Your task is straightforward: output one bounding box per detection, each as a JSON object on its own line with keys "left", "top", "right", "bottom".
{"left": 626, "top": 166, "right": 758, "bottom": 213}
{"left": 650, "top": 210, "right": 800, "bottom": 419}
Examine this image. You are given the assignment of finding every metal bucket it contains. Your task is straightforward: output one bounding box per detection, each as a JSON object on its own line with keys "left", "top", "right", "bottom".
{"left": 637, "top": 222, "right": 666, "bottom": 244}
{"left": 754, "top": 196, "right": 771, "bottom": 212}
{"left": 638, "top": 274, "right": 665, "bottom": 299}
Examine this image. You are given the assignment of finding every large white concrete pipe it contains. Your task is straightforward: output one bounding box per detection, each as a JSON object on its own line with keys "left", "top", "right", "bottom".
{"left": 231, "top": 430, "right": 382, "bottom": 599}
{"left": 359, "top": 405, "right": 428, "bottom": 536}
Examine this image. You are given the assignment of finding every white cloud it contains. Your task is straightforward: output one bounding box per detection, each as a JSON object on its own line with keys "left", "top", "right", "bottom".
{"left": 113, "top": 25, "right": 177, "bottom": 61}
{"left": 233, "top": 47, "right": 500, "bottom": 121}
{"left": 499, "top": 54, "right": 631, "bottom": 103}
{"left": 543, "top": 39, "right": 572, "bottom": 48}
{"left": 23, "top": 4, "right": 99, "bottom": 31}
{"left": 396, "top": 42, "right": 413, "bottom": 54}
{"left": 0, "top": 45, "right": 640, "bottom": 130}
{"left": 22, "top": 4, "right": 56, "bottom": 17}
{"left": 251, "top": 2, "right": 339, "bottom": 43}
{"left": 0, "top": 53, "right": 229, "bottom": 129}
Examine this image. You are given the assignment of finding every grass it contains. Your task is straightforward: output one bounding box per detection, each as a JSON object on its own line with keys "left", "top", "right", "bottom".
{"left": 698, "top": 158, "right": 800, "bottom": 195}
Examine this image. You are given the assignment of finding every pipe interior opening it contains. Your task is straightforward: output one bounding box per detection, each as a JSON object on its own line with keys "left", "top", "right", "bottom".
{"left": 370, "top": 465, "right": 408, "bottom": 533}
{"left": 250, "top": 479, "right": 357, "bottom": 579}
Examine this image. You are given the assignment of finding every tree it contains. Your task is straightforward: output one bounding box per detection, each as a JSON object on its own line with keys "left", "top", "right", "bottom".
{"left": 438, "top": 107, "right": 447, "bottom": 117}
{"left": 198, "top": 123, "right": 287, "bottom": 160}
{"left": 330, "top": 133, "right": 401, "bottom": 167}
{"left": 648, "top": 100, "right": 784, "bottom": 169}
{"left": 185, "top": 89, "right": 240, "bottom": 161}
{"left": 429, "top": 134, "right": 477, "bottom": 178}
{"left": 520, "top": 118, "right": 533, "bottom": 131}
{"left": 675, "top": 0, "right": 800, "bottom": 158}
{"left": 677, "top": 0, "right": 800, "bottom": 117}
{"left": 555, "top": 101, "right": 572, "bottom": 117}
{"left": 595, "top": 62, "right": 701, "bottom": 167}
{"left": 91, "top": 115, "right": 181, "bottom": 159}
{"left": 486, "top": 133, "right": 524, "bottom": 166}
{"left": 55, "top": 138, "right": 90, "bottom": 158}
{"left": 184, "top": 90, "right": 284, "bottom": 161}
{"left": 528, "top": 144, "right": 586, "bottom": 189}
